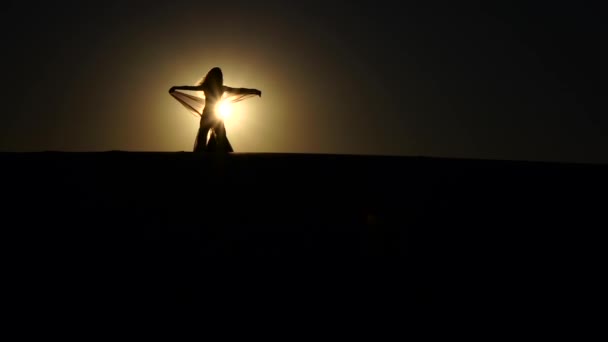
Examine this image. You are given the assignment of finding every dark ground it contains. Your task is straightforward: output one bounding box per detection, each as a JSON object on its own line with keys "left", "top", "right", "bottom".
{"left": 2, "top": 152, "right": 606, "bottom": 326}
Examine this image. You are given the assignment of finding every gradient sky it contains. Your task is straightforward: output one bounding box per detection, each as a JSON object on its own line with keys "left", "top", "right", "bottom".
{"left": 1, "top": 1, "right": 606, "bottom": 163}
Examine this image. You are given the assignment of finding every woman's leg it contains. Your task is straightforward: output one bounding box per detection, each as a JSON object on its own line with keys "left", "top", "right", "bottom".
{"left": 214, "top": 122, "right": 234, "bottom": 152}
{"left": 193, "top": 124, "right": 211, "bottom": 153}
{"left": 206, "top": 132, "right": 217, "bottom": 152}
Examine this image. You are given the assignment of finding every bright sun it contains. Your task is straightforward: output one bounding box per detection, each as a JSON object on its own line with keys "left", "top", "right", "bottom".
{"left": 216, "top": 100, "right": 232, "bottom": 120}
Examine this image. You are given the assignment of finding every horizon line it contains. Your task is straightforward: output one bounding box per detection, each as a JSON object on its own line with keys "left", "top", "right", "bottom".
{"left": 0, "top": 150, "right": 606, "bottom": 167}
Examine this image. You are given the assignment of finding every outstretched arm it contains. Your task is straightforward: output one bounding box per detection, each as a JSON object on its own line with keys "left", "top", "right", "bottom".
{"left": 223, "top": 86, "right": 262, "bottom": 97}
{"left": 169, "top": 85, "right": 204, "bottom": 93}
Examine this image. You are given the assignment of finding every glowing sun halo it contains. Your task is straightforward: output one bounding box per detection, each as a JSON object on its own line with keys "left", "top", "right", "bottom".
{"left": 216, "top": 100, "right": 232, "bottom": 120}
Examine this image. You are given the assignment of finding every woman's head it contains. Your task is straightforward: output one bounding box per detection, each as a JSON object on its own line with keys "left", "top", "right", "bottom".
{"left": 198, "top": 67, "right": 223, "bottom": 88}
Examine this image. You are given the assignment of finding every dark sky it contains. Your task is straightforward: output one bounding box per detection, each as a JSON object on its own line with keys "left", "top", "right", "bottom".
{"left": 1, "top": 1, "right": 606, "bottom": 163}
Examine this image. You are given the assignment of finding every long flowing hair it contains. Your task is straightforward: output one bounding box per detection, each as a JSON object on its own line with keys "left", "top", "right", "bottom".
{"left": 197, "top": 67, "right": 223, "bottom": 88}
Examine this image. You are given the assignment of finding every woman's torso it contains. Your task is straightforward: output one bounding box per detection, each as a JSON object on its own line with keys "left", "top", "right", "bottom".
{"left": 201, "top": 84, "right": 224, "bottom": 124}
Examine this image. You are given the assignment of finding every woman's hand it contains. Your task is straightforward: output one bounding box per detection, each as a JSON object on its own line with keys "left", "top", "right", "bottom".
{"left": 256, "top": 90, "right": 262, "bottom": 97}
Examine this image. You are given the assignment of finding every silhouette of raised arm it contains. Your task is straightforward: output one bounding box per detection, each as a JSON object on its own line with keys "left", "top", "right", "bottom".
{"left": 223, "top": 86, "right": 262, "bottom": 97}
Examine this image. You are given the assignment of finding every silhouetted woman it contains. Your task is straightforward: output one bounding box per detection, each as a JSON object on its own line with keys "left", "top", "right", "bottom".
{"left": 169, "top": 67, "right": 261, "bottom": 152}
